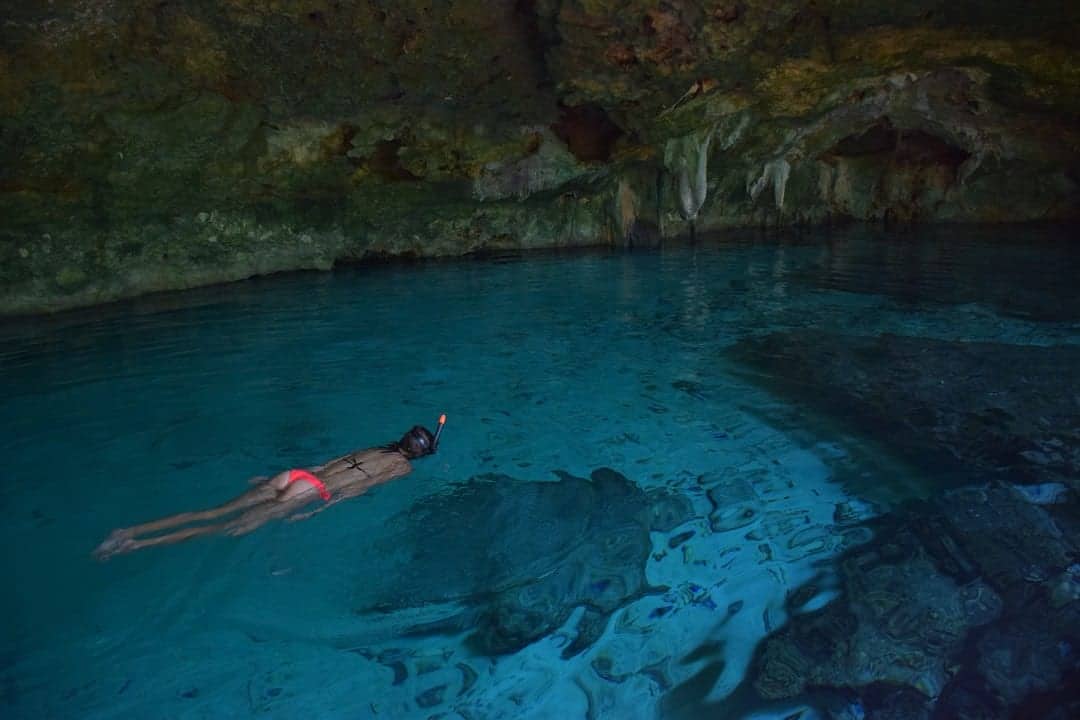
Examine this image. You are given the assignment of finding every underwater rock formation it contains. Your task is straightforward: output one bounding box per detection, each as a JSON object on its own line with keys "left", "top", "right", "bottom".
{"left": 742, "top": 483, "right": 1080, "bottom": 718}
{"left": 753, "top": 519, "right": 1003, "bottom": 701}
{"left": 352, "top": 468, "right": 692, "bottom": 659}
{"left": 719, "top": 328, "right": 1080, "bottom": 717}
{"left": 2, "top": 1, "right": 1079, "bottom": 312}
{"left": 729, "top": 331, "right": 1080, "bottom": 491}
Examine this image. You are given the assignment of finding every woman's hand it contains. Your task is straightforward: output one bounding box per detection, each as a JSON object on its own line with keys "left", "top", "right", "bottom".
{"left": 286, "top": 509, "right": 320, "bottom": 523}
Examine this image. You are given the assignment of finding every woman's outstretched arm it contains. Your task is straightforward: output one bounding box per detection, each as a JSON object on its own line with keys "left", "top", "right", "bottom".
{"left": 284, "top": 490, "right": 357, "bottom": 523}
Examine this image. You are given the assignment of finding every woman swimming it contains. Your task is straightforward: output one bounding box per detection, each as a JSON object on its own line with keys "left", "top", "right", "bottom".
{"left": 93, "top": 417, "right": 445, "bottom": 560}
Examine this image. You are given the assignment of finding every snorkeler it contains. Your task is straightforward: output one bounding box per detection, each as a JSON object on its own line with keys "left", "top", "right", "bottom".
{"left": 93, "top": 415, "right": 447, "bottom": 560}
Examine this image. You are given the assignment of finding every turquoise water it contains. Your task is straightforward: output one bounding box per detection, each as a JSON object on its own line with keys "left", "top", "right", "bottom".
{"left": 2, "top": 225, "right": 1078, "bottom": 719}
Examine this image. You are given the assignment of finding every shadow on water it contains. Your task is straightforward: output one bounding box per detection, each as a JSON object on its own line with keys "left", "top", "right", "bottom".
{"left": 782, "top": 223, "right": 1080, "bottom": 322}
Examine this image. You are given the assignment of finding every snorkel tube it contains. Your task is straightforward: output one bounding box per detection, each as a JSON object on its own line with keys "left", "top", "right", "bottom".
{"left": 432, "top": 413, "right": 446, "bottom": 451}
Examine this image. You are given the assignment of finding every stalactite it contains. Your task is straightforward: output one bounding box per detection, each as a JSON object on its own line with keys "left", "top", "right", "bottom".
{"left": 748, "top": 158, "right": 792, "bottom": 211}
{"left": 664, "top": 125, "right": 716, "bottom": 222}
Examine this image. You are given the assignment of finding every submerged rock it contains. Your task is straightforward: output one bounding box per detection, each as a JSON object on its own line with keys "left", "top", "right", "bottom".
{"left": 745, "top": 479, "right": 1080, "bottom": 717}
{"left": 728, "top": 331, "right": 1080, "bottom": 492}
{"left": 728, "top": 330, "right": 1080, "bottom": 713}
{"left": 753, "top": 518, "right": 1002, "bottom": 702}
{"left": 355, "top": 468, "right": 692, "bottom": 659}
{"left": 1012, "top": 481, "right": 1071, "bottom": 505}
{"left": 1047, "top": 564, "right": 1080, "bottom": 609}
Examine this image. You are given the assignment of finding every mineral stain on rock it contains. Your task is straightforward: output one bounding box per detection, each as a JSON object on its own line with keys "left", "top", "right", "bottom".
{"left": 356, "top": 467, "right": 693, "bottom": 658}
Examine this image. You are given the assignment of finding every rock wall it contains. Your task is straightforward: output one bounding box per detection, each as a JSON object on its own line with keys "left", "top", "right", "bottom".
{"left": 2, "top": 1, "right": 1078, "bottom": 313}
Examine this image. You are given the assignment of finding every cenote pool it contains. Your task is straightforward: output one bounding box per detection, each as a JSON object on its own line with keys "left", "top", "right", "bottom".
{"left": 2, "top": 225, "right": 1079, "bottom": 719}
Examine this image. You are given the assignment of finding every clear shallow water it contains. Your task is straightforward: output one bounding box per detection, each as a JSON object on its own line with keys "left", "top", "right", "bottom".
{"left": 2, "top": 225, "right": 1078, "bottom": 719}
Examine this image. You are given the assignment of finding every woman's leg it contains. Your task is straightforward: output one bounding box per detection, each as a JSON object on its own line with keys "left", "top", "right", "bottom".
{"left": 93, "top": 520, "right": 235, "bottom": 559}
{"left": 94, "top": 493, "right": 297, "bottom": 559}
{"left": 92, "top": 473, "right": 311, "bottom": 560}
{"left": 108, "top": 480, "right": 283, "bottom": 540}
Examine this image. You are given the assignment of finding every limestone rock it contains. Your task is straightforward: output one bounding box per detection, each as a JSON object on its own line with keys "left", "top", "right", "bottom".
{"left": 2, "top": 1, "right": 1079, "bottom": 312}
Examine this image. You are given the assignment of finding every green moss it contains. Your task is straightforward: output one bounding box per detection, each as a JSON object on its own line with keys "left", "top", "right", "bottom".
{"left": 55, "top": 265, "right": 89, "bottom": 292}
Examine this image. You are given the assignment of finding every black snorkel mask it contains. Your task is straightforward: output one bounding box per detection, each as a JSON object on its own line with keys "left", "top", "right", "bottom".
{"left": 403, "top": 414, "right": 445, "bottom": 458}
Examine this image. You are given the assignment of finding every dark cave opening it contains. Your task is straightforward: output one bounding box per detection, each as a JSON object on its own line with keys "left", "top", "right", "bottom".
{"left": 824, "top": 119, "right": 970, "bottom": 170}
{"left": 550, "top": 102, "right": 624, "bottom": 163}
{"left": 368, "top": 139, "right": 421, "bottom": 182}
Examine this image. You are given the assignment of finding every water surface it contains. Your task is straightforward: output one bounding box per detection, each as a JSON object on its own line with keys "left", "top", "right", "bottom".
{"left": 3, "top": 224, "right": 1078, "bottom": 719}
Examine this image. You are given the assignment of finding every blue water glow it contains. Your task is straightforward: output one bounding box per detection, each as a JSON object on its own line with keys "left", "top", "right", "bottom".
{"left": 2, "top": 225, "right": 1078, "bottom": 719}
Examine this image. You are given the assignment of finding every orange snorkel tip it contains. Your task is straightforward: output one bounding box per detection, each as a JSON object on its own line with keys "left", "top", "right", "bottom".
{"left": 432, "top": 413, "right": 446, "bottom": 450}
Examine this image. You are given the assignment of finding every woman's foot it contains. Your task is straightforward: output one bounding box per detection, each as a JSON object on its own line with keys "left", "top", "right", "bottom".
{"left": 93, "top": 529, "right": 135, "bottom": 561}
